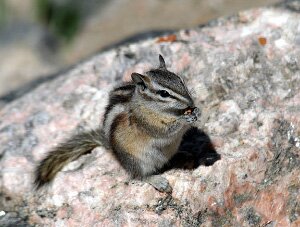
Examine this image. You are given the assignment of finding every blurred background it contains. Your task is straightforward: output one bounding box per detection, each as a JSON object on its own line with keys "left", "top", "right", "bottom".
{"left": 0, "top": 0, "right": 280, "bottom": 98}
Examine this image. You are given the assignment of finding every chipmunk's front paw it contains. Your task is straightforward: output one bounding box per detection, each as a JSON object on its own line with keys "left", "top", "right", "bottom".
{"left": 184, "top": 114, "right": 198, "bottom": 123}
{"left": 144, "top": 175, "right": 172, "bottom": 193}
{"left": 183, "top": 107, "right": 200, "bottom": 123}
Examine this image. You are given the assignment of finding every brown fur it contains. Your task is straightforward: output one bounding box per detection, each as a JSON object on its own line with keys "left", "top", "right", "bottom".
{"left": 131, "top": 106, "right": 179, "bottom": 137}
{"left": 111, "top": 113, "right": 151, "bottom": 158}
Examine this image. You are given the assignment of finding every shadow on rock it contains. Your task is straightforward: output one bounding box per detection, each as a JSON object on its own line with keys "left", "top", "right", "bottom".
{"left": 162, "top": 127, "right": 221, "bottom": 172}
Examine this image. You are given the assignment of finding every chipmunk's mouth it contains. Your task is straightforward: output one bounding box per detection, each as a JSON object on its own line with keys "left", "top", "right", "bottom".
{"left": 167, "top": 107, "right": 200, "bottom": 119}
{"left": 183, "top": 107, "right": 198, "bottom": 115}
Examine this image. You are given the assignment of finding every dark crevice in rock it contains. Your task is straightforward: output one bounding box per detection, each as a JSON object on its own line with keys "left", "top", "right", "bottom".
{"left": 262, "top": 119, "right": 300, "bottom": 187}
{"left": 153, "top": 195, "right": 209, "bottom": 226}
{"left": 0, "top": 210, "right": 31, "bottom": 227}
{"left": 287, "top": 182, "right": 300, "bottom": 222}
{"left": 280, "top": 0, "right": 300, "bottom": 12}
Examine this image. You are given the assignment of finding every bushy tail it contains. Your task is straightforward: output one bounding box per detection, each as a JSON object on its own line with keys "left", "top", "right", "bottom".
{"left": 34, "top": 128, "right": 107, "bottom": 189}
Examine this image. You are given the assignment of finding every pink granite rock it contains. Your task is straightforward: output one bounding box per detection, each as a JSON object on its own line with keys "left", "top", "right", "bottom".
{"left": 1, "top": 1, "right": 300, "bottom": 226}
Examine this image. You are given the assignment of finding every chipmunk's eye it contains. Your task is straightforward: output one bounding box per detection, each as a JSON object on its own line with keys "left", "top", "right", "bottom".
{"left": 138, "top": 82, "right": 146, "bottom": 91}
{"left": 157, "top": 90, "right": 170, "bottom": 98}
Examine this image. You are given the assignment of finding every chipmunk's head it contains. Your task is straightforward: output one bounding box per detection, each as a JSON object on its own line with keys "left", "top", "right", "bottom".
{"left": 131, "top": 55, "right": 199, "bottom": 121}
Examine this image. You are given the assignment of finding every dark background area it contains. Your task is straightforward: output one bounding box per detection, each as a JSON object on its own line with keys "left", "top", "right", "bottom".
{"left": 0, "top": 0, "right": 279, "bottom": 98}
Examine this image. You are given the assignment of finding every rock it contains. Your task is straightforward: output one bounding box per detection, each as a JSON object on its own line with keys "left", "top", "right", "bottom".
{"left": 1, "top": 1, "right": 300, "bottom": 226}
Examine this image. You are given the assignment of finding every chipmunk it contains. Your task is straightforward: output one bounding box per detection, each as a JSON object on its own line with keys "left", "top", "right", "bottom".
{"left": 35, "top": 55, "right": 200, "bottom": 192}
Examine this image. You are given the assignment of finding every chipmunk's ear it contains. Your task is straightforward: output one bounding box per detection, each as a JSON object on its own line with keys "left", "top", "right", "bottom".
{"left": 131, "top": 73, "right": 150, "bottom": 89}
{"left": 158, "top": 54, "right": 167, "bottom": 70}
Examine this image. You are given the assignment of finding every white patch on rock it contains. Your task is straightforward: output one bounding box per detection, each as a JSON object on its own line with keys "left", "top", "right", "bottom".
{"left": 275, "top": 39, "right": 289, "bottom": 50}
{"left": 262, "top": 10, "right": 289, "bottom": 27}
{"left": 219, "top": 100, "right": 241, "bottom": 115}
{"left": 0, "top": 210, "right": 5, "bottom": 217}
{"left": 52, "top": 195, "right": 64, "bottom": 207}
{"left": 193, "top": 83, "right": 209, "bottom": 101}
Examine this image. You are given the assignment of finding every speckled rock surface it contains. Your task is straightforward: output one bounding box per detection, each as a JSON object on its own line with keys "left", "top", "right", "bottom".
{"left": 1, "top": 1, "right": 300, "bottom": 226}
